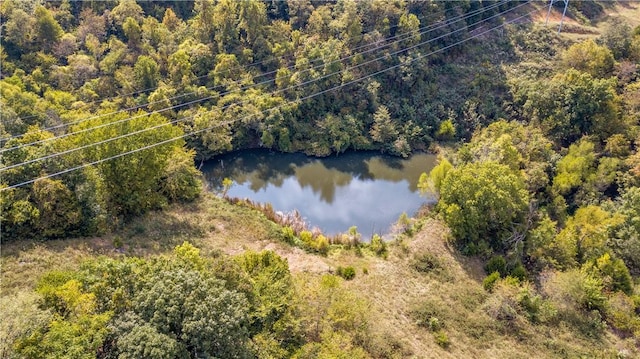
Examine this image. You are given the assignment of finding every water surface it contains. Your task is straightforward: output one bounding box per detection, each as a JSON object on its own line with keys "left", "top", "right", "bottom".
{"left": 202, "top": 150, "right": 436, "bottom": 238}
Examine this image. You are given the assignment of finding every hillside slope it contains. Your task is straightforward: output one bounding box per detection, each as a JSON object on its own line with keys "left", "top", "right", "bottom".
{"left": 2, "top": 194, "right": 636, "bottom": 358}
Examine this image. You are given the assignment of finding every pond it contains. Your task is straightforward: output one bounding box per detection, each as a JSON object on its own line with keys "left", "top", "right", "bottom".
{"left": 201, "top": 150, "right": 437, "bottom": 239}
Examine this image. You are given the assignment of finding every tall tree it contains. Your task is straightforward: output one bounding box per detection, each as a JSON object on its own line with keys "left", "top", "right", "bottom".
{"left": 33, "top": 6, "right": 63, "bottom": 52}
{"left": 436, "top": 161, "right": 529, "bottom": 254}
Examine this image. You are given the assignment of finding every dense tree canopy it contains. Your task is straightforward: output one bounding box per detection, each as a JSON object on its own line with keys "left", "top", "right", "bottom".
{"left": 435, "top": 161, "right": 529, "bottom": 254}
{"left": 2, "top": 1, "right": 640, "bottom": 356}
{"left": 11, "top": 243, "right": 378, "bottom": 359}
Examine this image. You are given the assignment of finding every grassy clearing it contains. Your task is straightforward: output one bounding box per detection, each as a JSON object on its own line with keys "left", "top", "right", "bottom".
{"left": 1, "top": 195, "right": 637, "bottom": 358}
{"left": 532, "top": 1, "right": 640, "bottom": 42}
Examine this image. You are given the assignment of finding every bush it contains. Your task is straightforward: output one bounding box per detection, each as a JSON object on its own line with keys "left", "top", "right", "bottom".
{"left": 282, "top": 226, "right": 295, "bottom": 244}
{"left": 543, "top": 269, "right": 608, "bottom": 331}
{"left": 370, "top": 234, "right": 387, "bottom": 258}
{"left": 517, "top": 284, "right": 557, "bottom": 324}
{"left": 606, "top": 292, "right": 640, "bottom": 337}
{"left": 510, "top": 264, "right": 527, "bottom": 282}
{"left": 436, "top": 119, "right": 456, "bottom": 141}
{"left": 584, "top": 253, "right": 633, "bottom": 295}
{"left": 411, "top": 298, "right": 451, "bottom": 330}
{"left": 336, "top": 266, "right": 356, "bottom": 280}
{"left": 434, "top": 330, "right": 450, "bottom": 348}
{"left": 485, "top": 256, "right": 507, "bottom": 277}
{"left": 412, "top": 252, "right": 442, "bottom": 274}
{"left": 428, "top": 317, "right": 442, "bottom": 331}
{"left": 300, "top": 230, "right": 313, "bottom": 246}
{"left": 483, "top": 271, "right": 501, "bottom": 292}
{"left": 314, "top": 234, "right": 330, "bottom": 255}
{"left": 113, "top": 235, "right": 124, "bottom": 249}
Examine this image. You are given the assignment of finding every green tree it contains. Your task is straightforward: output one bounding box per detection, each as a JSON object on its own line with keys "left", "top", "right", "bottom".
{"left": 419, "top": 157, "right": 453, "bottom": 196}
{"left": 110, "top": 0, "right": 144, "bottom": 28}
{"left": 70, "top": 112, "right": 195, "bottom": 218}
{"left": 553, "top": 205, "right": 622, "bottom": 268}
{"left": 159, "top": 148, "right": 202, "bottom": 203}
{"left": 15, "top": 279, "right": 112, "bottom": 359}
{"left": 520, "top": 69, "right": 622, "bottom": 144}
{"left": 437, "top": 162, "right": 529, "bottom": 253}
{"left": 552, "top": 138, "right": 597, "bottom": 196}
{"left": 599, "top": 21, "right": 632, "bottom": 59}
{"left": 133, "top": 55, "right": 159, "bottom": 91}
{"left": 236, "top": 250, "right": 295, "bottom": 351}
{"left": 122, "top": 16, "right": 142, "bottom": 49}
{"left": 238, "top": 0, "right": 267, "bottom": 45}
{"left": 561, "top": 39, "right": 614, "bottom": 78}
{"left": 527, "top": 213, "right": 560, "bottom": 270}
{"left": 134, "top": 268, "right": 250, "bottom": 358}
{"left": 3, "top": 8, "right": 35, "bottom": 52}
{"left": 191, "top": 0, "right": 216, "bottom": 43}
{"left": 583, "top": 252, "right": 633, "bottom": 295}
{"left": 112, "top": 316, "right": 183, "bottom": 359}
{"left": 436, "top": 119, "right": 456, "bottom": 141}
{"left": 33, "top": 6, "right": 63, "bottom": 52}
{"left": 370, "top": 106, "right": 398, "bottom": 151}
{"left": 458, "top": 120, "right": 554, "bottom": 193}
{"left": 318, "top": 114, "right": 362, "bottom": 154}
{"left": 213, "top": 0, "right": 239, "bottom": 53}
{"left": 610, "top": 187, "right": 640, "bottom": 274}
{"left": 32, "top": 178, "right": 81, "bottom": 238}
{"left": 168, "top": 49, "right": 195, "bottom": 86}
{"left": 398, "top": 13, "right": 421, "bottom": 47}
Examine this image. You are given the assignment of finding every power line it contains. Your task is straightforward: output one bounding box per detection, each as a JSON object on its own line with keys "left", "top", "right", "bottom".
{"left": 2, "top": 4, "right": 535, "bottom": 191}
{"left": 0, "top": 1, "right": 523, "bottom": 172}
{"left": 1, "top": 0, "right": 505, "bottom": 152}
{"left": 2, "top": 1, "right": 476, "bottom": 140}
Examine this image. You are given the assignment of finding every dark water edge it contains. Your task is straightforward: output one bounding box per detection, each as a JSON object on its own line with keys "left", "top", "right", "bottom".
{"left": 201, "top": 149, "right": 437, "bottom": 238}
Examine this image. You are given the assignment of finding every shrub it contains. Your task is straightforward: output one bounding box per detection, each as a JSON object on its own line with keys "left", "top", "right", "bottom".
{"left": 314, "top": 234, "right": 330, "bottom": 255}
{"left": 434, "top": 330, "right": 450, "bottom": 348}
{"left": 584, "top": 253, "right": 633, "bottom": 295}
{"left": 510, "top": 263, "right": 527, "bottom": 282}
{"left": 282, "top": 226, "right": 295, "bottom": 244}
{"left": 370, "top": 234, "right": 387, "bottom": 258}
{"left": 412, "top": 252, "right": 442, "bottom": 274}
{"left": 113, "top": 235, "right": 124, "bottom": 249}
{"left": 485, "top": 256, "right": 507, "bottom": 277}
{"left": 483, "top": 271, "right": 501, "bottom": 292}
{"left": 606, "top": 292, "right": 640, "bottom": 337}
{"left": 428, "top": 317, "right": 442, "bottom": 331}
{"left": 300, "top": 230, "right": 313, "bottom": 246}
{"left": 436, "top": 119, "right": 456, "bottom": 141}
{"left": 411, "top": 298, "right": 450, "bottom": 330}
{"left": 347, "top": 226, "right": 361, "bottom": 246}
{"left": 543, "top": 269, "right": 608, "bottom": 335}
{"left": 336, "top": 266, "right": 356, "bottom": 280}
{"left": 483, "top": 280, "right": 533, "bottom": 334}
{"left": 517, "top": 284, "right": 557, "bottom": 324}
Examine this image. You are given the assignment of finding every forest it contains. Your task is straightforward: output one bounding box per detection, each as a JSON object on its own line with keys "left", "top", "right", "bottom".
{"left": 1, "top": 0, "right": 640, "bottom": 358}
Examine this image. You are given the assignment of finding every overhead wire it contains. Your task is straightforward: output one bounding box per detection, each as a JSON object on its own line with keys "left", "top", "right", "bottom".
{"left": 2, "top": 2, "right": 535, "bottom": 191}
{"left": 1, "top": 0, "right": 508, "bottom": 152}
{"left": 0, "top": 0, "right": 523, "bottom": 173}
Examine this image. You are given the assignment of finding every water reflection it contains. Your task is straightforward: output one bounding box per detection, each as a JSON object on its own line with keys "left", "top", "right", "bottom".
{"left": 202, "top": 150, "right": 436, "bottom": 237}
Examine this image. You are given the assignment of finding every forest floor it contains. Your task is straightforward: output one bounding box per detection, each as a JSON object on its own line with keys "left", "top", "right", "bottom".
{"left": 1, "top": 193, "right": 634, "bottom": 358}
